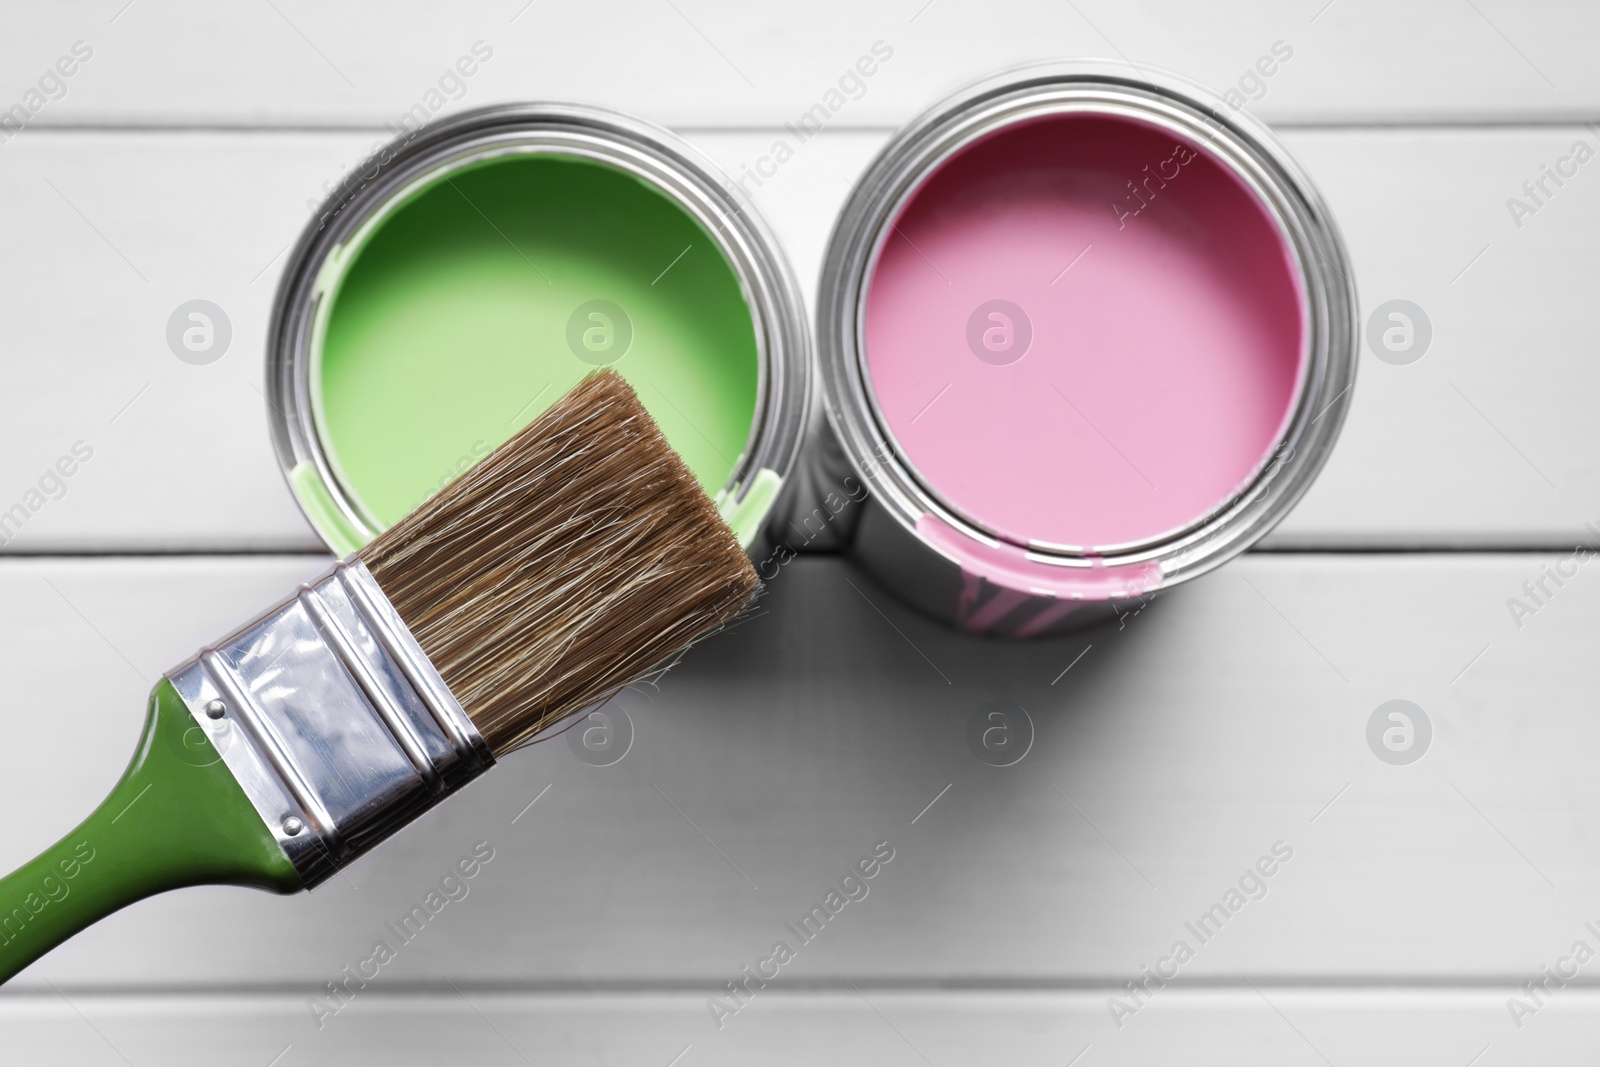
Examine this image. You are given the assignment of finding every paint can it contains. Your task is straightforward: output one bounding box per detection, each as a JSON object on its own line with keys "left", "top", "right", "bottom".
{"left": 268, "top": 103, "right": 810, "bottom": 558}
{"left": 811, "top": 62, "right": 1357, "bottom": 636}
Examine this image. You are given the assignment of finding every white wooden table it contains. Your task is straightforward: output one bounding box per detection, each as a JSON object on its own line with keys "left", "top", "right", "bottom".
{"left": 3, "top": 3, "right": 1598, "bottom": 1063}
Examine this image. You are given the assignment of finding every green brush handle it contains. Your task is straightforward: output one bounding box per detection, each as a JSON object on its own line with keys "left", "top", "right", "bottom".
{"left": 0, "top": 678, "right": 301, "bottom": 985}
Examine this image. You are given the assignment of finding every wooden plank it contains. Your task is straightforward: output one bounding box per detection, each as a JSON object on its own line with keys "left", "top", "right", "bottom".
{"left": 2, "top": 0, "right": 1596, "bottom": 128}
{"left": 0, "top": 988, "right": 1595, "bottom": 1066}
{"left": 0, "top": 131, "right": 336, "bottom": 554}
{"left": 1, "top": 553, "right": 1597, "bottom": 988}
{"left": 1, "top": 126, "right": 1598, "bottom": 551}
{"left": 1272, "top": 127, "right": 1600, "bottom": 548}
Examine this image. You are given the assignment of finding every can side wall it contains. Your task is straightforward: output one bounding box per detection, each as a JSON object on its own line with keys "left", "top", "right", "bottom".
{"left": 850, "top": 500, "right": 1133, "bottom": 638}
{"left": 764, "top": 406, "right": 861, "bottom": 555}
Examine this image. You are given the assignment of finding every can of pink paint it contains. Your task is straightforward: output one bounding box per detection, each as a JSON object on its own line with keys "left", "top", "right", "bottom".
{"left": 810, "top": 62, "right": 1357, "bottom": 636}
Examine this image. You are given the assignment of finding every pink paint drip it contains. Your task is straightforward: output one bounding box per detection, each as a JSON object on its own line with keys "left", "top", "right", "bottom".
{"left": 921, "top": 513, "right": 1160, "bottom": 601}
{"left": 865, "top": 112, "right": 1306, "bottom": 584}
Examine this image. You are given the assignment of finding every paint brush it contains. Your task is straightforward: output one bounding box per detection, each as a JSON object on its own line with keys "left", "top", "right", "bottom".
{"left": 0, "top": 370, "right": 758, "bottom": 984}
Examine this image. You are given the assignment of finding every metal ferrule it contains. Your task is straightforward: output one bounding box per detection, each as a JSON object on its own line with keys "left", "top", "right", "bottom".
{"left": 165, "top": 559, "right": 494, "bottom": 889}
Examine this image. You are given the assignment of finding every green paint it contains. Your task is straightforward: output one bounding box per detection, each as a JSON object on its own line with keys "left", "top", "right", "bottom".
{"left": 0, "top": 679, "right": 299, "bottom": 984}
{"left": 312, "top": 151, "right": 762, "bottom": 543}
{"left": 718, "top": 467, "right": 785, "bottom": 547}
{"left": 289, "top": 460, "right": 363, "bottom": 557}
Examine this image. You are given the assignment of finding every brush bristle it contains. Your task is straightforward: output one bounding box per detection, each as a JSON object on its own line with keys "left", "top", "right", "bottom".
{"left": 360, "top": 370, "right": 759, "bottom": 756}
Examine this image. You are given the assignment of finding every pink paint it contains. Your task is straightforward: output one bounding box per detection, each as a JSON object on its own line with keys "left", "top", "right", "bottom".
{"left": 863, "top": 112, "right": 1306, "bottom": 557}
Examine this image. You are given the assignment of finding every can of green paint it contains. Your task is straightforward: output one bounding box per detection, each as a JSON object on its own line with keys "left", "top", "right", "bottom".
{"left": 267, "top": 103, "right": 810, "bottom": 558}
